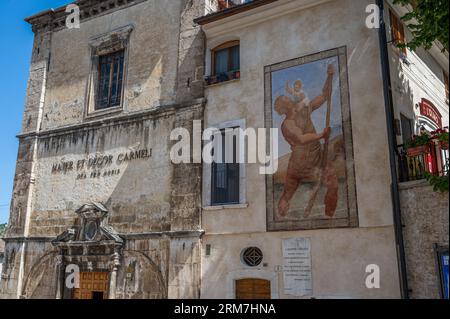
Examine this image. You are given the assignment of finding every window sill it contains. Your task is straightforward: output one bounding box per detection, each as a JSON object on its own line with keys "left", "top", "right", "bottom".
{"left": 203, "top": 203, "right": 249, "bottom": 211}
{"left": 205, "top": 78, "right": 240, "bottom": 88}
{"left": 85, "top": 106, "right": 123, "bottom": 120}
{"left": 204, "top": 70, "right": 241, "bottom": 87}
{"left": 398, "top": 179, "right": 429, "bottom": 190}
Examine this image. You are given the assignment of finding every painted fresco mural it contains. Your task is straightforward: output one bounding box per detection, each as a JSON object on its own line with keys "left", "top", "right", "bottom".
{"left": 266, "top": 48, "right": 358, "bottom": 231}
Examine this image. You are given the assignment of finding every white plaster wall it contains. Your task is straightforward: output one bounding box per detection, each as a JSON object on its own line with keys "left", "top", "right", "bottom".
{"left": 201, "top": 0, "right": 401, "bottom": 298}
{"left": 201, "top": 227, "right": 400, "bottom": 299}
{"left": 386, "top": 4, "right": 449, "bottom": 140}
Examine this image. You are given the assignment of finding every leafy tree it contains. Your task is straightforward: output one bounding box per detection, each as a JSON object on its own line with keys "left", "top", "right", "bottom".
{"left": 0, "top": 223, "right": 7, "bottom": 237}
{"left": 393, "top": 0, "right": 449, "bottom": 52}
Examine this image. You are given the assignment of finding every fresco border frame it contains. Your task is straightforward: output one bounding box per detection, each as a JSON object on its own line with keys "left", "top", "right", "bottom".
{"left": 264, "top": 46, "right": 359, "bottom": 232}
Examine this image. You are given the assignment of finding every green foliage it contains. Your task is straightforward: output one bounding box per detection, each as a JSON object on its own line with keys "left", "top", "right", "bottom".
{"left": 0, "top": 223, "right": 6, "bottom": 237}
{"left": 393, "top": 0, "right": 449, "bottom": 52}
{"left": 424, "top": 171, "right": 449, "bottom": 192}
{"left": 405, "top": 133, "right": 431, "bottom": 149}
{"left": 437, "top": 131, "right": 449, "bottom": 143}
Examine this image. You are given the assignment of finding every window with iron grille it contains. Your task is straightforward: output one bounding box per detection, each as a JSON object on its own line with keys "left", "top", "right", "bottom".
{"left": 96, "top": 50, "right": 125, "bottom": 110}
{"left": 242, "top": 247, "right": 263, "bottom": 267}
{"left": 211, "top": 129, "right": 240, "bottom": 205}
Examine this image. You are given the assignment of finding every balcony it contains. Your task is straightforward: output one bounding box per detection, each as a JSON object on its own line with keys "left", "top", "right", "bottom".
{"left": 396, "top": 138, "right": 449, "bottom": 183}
{"left": 205, "top": 70, "right": 240, "bottom": 86}
{"left": 217, "top": 0, "right": 254, "bottom": 11}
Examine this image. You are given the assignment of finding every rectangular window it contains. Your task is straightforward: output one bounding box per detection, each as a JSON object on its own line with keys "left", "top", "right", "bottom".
{"left": 400, "top": 114, "right": 413, "bottom": 145}
{"left": 389, "top": 10, "right": 407, "bottom": 54}
{"left": 96, "top": 50, "right": 125, "bottom": 110}
{"left": 211, "top": 129, "right": 240, "bottom": 205}
{"left": 212, "top": 42, "right": 240, "bottom": 75}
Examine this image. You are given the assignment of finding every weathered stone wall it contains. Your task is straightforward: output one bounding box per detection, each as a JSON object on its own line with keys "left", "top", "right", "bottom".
{"left": 116, "top": 237, "right": 170, "bottom": 299}
{"left": 400, "top": 180, "right": 449, "bottom": 299}
{"left": 2, "top": 0, "right": 206, "bottom": 299}
{"left": 176, "top": 0, "right": 209, "bottom": 103}
{"left": 6, "top": 140, "right": 35, "bottom": 237}
{"left": 0, "top": 239, "right": 4, "bottom": 285}
{"left": 41, "top": 0, "right": 182, "bottom": 130}
{"left": 0, "top": 102, "right": 205, "bottom": 299}
{"left": 0, "top": 241, "right": 24, "bottom": 298}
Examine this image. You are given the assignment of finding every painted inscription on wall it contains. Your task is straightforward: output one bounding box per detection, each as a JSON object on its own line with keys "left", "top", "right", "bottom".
{"left": 282, "top": 237, "right": 312, "bottom": 297}
{"left": 51, "top": 149, "right": 152, "bottom": 180}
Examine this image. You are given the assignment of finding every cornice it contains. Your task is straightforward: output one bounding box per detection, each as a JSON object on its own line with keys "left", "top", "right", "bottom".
{"left": 25, "top": 0, "right": 148, "bottom": 33}
{"left": 16, "top": 98, "right": 206, "bottom": 140}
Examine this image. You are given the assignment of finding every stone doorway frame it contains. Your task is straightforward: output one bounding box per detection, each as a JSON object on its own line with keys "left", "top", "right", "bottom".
{"left": 52, "top": 203, "right": 124, "bottom": 299}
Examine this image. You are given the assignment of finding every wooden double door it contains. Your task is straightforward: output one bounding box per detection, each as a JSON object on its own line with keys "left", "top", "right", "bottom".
{"left": 235, "top": 279, "right": 271, "bottom": 299}
{"left": 73, "top": 272, "right": 109, "bottom": 300}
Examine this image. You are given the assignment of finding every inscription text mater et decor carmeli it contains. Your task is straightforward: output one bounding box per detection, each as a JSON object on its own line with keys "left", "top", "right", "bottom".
{"left": 51, "top": 148, "right": 152, "bottom": 180}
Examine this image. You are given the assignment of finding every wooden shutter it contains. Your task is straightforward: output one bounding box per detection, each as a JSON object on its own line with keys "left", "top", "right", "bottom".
{"left": 389, "top": 10, "right": 407, "bottom": 54}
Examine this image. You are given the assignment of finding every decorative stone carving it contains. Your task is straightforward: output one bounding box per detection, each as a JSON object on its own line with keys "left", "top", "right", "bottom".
{"left": 52, "top": 202, "right": 124, "bottom": 246}
{"left": 25, "top": 0, "right": 146, "bottom": 33}
{"left": 89, "top": 24, "right": 134, "bottom": 56}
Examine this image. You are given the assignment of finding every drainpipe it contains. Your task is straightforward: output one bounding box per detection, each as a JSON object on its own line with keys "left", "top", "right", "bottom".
{"left": 376, "top": 0, "right": 409, "bottom": 299}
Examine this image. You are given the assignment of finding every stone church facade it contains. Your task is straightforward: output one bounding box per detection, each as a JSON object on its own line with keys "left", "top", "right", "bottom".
{"left": 0, "top": 0, "right": 209, "bottom": 299}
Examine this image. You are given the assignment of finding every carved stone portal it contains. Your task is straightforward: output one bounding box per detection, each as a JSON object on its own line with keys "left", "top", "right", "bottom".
{"left": 52, "top": 202, "right": 124, "bottom": 299}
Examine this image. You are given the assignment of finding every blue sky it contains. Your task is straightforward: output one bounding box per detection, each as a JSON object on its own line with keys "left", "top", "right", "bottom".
{"left": 0, "top": 0, "right": 70, "bottom": 224}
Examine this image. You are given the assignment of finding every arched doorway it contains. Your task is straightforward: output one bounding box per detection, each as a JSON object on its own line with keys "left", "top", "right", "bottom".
{"left": 235, "top": 278, "right": 271, "bottom": 299}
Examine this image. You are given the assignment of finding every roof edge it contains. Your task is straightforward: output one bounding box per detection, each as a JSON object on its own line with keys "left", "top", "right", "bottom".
{"left": 194, "top": 0, "right": 278, "bottom": 25}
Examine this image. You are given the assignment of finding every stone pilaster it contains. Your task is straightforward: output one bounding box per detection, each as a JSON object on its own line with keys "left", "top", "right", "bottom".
{"left": 176, "top": 0, "right": 207, "bottom": 102}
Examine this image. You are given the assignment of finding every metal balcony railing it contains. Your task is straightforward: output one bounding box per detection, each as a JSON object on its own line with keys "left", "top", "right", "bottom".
{"left": 204, "top": 70, "right": 240, "bottom": 86}
{"left": 396, "top": 140, "right": 449, "bottom": 183}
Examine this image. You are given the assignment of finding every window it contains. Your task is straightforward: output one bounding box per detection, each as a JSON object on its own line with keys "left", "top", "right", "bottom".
{"left": 389, "top": 10, "right": 407, "bottom": 55}
{"left": 242, "top": 247, "right": 264, "bottom": 267}
{"left": 213, "top": 41, "right": 240, "bottom": 75}
{"left": 211, "top": 128, "right": 240, "bottom": 205}
{"left": 85, "top": 25, "right": 133, "bottom": 117}
{"left": 203, "top": 119, "right": 247, "bottom": 208}
{"left": 444, "top": 71, "right": 449, "bottom": 104}
{"left": 96, "top": 50, "right": 125, "bottom": 110}
{"left": 400, "top": 114, "right": 413, "bottom": 145}
{"left": 206, "top": 41, "right": 240, "bottom": 85}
